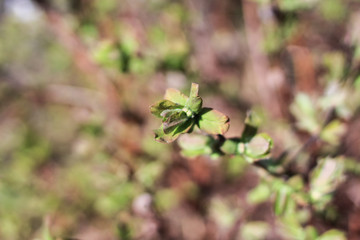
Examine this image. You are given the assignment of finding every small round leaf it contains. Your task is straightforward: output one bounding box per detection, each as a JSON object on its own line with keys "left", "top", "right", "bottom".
{"left": 198, "top": 108, "right": 230, "bottom": 135}
{"left": 245, "top": 133, "right": 273, "bottom": 158}
{"left": 165, "top": 88, "right": 188, "bottom": 106}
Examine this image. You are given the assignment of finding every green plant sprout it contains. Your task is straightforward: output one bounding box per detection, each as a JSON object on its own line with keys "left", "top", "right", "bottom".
{"left": 150, "top": 83, "right": 348, "bottom": 239}
{"left": 150, "top": 83, "right": 230, "bottom": 143}
{"left": 150, "top": 83, "right": 272, "bottom": 162}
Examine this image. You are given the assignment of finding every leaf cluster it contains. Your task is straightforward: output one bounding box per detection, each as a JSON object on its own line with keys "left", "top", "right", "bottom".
{"left": 150, "top": 83, "right": 229, "bottom": 143}
{"left": 150, "top": 83, "right": 273, "bottom": 163}
{"left": 150, "top": 83, "right": 349, "bottom": 239}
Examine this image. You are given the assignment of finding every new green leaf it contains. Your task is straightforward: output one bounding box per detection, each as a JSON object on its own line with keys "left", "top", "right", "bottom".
{"left": 165, "top": 88, "right": 188, "bottom": 106}
{"left": 150, "top": 100, "right": 182, "bottom": 118}
{"left": 309, "top": 157, "right": 345, "bottom": 205}
{"left": 178, "top": 134, "right": 213, "bottom": 157}
{"left": 198, "top": 108, "right": 230, "bottom": 135}
{"left": 162, "top": 111, "right": 188, "bottom": 134}
{"left": 154, "top": 119, "right": 195, "bottom": 143}
{"left": 185, "top": 83, "right": 202, "bottom": 113}
{"left": 245, "top": 133, "right": 273, "bottom": 158}
{"left": 220, "top": 138, "right": 240, "bottom": 155}
{"left": 317, "top": 229, "right": 346, "bottom": 240}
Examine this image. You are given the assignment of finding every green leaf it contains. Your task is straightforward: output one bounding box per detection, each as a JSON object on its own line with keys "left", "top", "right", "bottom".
{"left": 220, "top": 138, "right": 240, "bottom": 155}
{"left": 155, "top": 189, "right": 179, "bottom": 212}
{"left": 241, "top": 124, "right": 258, "bottom": 142}
{"left": 209, "top": 198, "right": 238, "bottom": 228}
{"left": 154, "top": 119, "right": 195, "bottom": 143}
{"left": 198, "top": 108, "right": 230, "bottom": 135}
{"left": 164, "top": 88, "right": 188, "bottom": 106}
{"left": 163, "top": 111, "right": 188, "bottom": 134}
{"left": 187, "top": 96, "right": 203, "bottom": 114}
{"left": 186, "top": 83, "right": 202, "bottom": 113}
{"left": 319, "top": 120, "right": 346, "bottom": 146}
{"left": 317, "top": 229, "right": 346, "bottom": 240}
{"left": 287, "top": 175, "right": 304, "bottom": 191}
{"left": 227, "top": 155, "right": 248, "bottom": 177}
{"left": 241, "top": 221, "right": 270, "bottom": 240}
{"left": 309, "top": 157, "right": 345, "bottom": 205}
{"left": 278, "top": 214, "right": 305, "bottom": 239}
{"left": 290, "top": 93, "right": 320, "bottom": 134}
{"left": 150, "top": 100, "right": 182, "bottom": 118}
{"left": 178, "top": 134, "right": 213, "bottom": 157}
{"left": 154, "top": 128, "right": 170, "bottom": 143}
{"left": 274, "top": 184, "right": 293, "bottom": 216}
{"left": 241, "top": 112, "right": 262, "bottom": 141}
{"left": 245, "top": 133, "right": 273, "bottom": 158}
{"left": 247, "top": 183, "right": 271, "bottom": 204}
{"left": 305, "top": 226, "right": 318, "bottom": 240}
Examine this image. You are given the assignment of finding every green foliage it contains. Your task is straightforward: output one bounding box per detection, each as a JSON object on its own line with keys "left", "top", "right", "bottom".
{"left": 154, "top": 189, "right": 179, "bottom": 212}
{"left": 197, "top": 108, "right": 230, "bottom": 135}
{"left": 309, "top": 157, "right": 345, "bottom": 210}
{"left": 178, "top": 134, "right": 214, "bottom": 158}
{"left": 319, "top": 0, "right": 347, "bottom": 22}
{"left": 241, "top": 221, "right": 270, "bottom": 240}
{"left": 151, "top": 88, "right": 273, "bottom": 164}
{"left": 150, "top": 83, "right": 229, "bottom": 143}
{"left": 1, "top": 0, "right": 358, "bottom": 239}
{"left": 290, "top": 93, "right": 320, "bottom": 134}
{"left": 317, "top": 229, "right": 346, "bottom": 240}
{"left": 247, "top": 183, "right": 271, "bottom": 204}
{"left": 209, "top": 198, "right": 240, "bottom": 229}
{"left": 151, "top": 83, "right": 351, "bottom": 238}
{"left": 245, "top": 133, "right": 273, "bottom": 159}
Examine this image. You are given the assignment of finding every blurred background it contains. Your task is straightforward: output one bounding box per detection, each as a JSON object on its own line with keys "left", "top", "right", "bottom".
{"left": 1, "top": 0, "right": 360, "bottom": 239}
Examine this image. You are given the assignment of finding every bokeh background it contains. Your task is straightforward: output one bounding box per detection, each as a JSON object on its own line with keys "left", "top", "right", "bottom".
{"left": 1, "top": 0, "right": 360, "bottom": 239}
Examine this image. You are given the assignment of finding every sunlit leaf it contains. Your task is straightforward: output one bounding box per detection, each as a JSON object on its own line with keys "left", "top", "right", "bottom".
{"left": 287, "top": 175, "right": 304, "bottom": 191}
{"left": 320, "top": 120, "right": 346, "bottom": 146}
{"left": 274, "top": 185, "right": 293, "bottom": 216}
{"left": 92, "top": 40, "right": 118, "bottom": 68}
{"left": 319, "top": 0, "right": 346, "bottom": 22}
{"left": 309, "top": 157, "right": 345, "bottom": 207}
{"left": 164, "top": 88, "right": 188, "bottom": 106}
{"left": 178, "top": 134, "right": 209, "bottom": 150}
{"left": 150, "top": 100, "right": 182, "bottom": 118}
{"left": 305, "top": 226, "right": 318, "bottom": 240}
{"left": 163, "top": 111, "right": 188, "bottom": 134}
{"left": 290, "top": 93, "right": 320, "bottom": 134}
{"left": 209, "top": 198, "right": 238, "bottom": 228}
{"left": 241, "top": 221, "right": 270, "bottom": 240}
{"left": 227, "top": 155, "right": 248, "bottom": 177}
{"left": 198, "top": 108, "right": 229, "bottom": 135}
{"left": 187, "top": 96, "right": 202, "bottom": 114}
{"left": 178, "top": 134, "right": 213, "bottom": 157}
{"left": 220, "top": 138, "right": 240, "bottom": 155}
{"left": 155, "top": 189, "right": 179, "bottom": 212}
{"left": 154, "top": 119, "right": 194, "bottom": 143}
{"left": 317, "top": 229, "right": 346, "bottom": 240}
{"left": 136, "top": 162, "right": 163, "bottom": 188}
{"left": 245, "top": 133, "right": 273, "bottom": 158}
{"left": 247, "top": 183, "right": 271, "bottom": 204}
{"left": 278, "top": 214, "right": 305, "bottom": 239}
